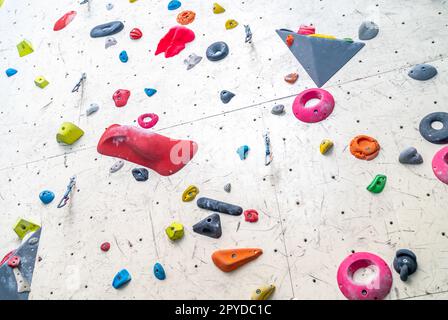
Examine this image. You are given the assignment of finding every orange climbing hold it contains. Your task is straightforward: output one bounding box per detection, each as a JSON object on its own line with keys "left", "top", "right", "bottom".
{"left": 284, "top": 73, "right": 298, "bottom": 84}
{"left": 212, "top": 248, "right": 263, "bottom": 272}
{"left": 350, "top": 135, "right": 381, "bottom": 161}
{"left": 286, "top": 34, "right": 294, "bottom": 46}
{"left": 177, "top": 10, "right": 196, "bottom": 25}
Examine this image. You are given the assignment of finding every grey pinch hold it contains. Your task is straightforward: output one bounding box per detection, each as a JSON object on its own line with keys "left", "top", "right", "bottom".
{"left": 90, "top": 21, "right": 124, "bottom": 38}
{"left": 206, "top": 41, "right": 229, "bottom": 61}
{"left": 196, "top": 197, "right": 243, "bottom": 216}
{"left": 105, "top": 37, "right": 117, "bottom": 49}
{"left": 224, "top": 183, "right": 231, "bottom": 193}
{"left": 106, "top": 3, "right": 114, "bottom": 10}
{"left": 110, "top": 160, "right": 124, "bottom": 173}
{"left": 192, "top": 213, "right": 222, "bottom": 239}
{"left": 271, "top": 104, "right": 285, "bottom": 115}
{"left": 399, "top": 147, "right": 423, "bottom": 164}
{"left": 86, "top": 103, "right": 99, "bottom": 116}
{"left": 419, "top": 112, "right": 448, "bottom": 144}
{"left": 220, "top": 90, "right": 235, "bottom": 104}
{"left": 132, "top": 168, "right": 149, "bottom": 181}
{"left": 244, "top": 25, "right": 252, "bottom": 43}
{"left": 358, "top": 21, "right": 379, "bottom": 40}
{"left": 184, "top": 53, "right": 202, "bottom": 70}
{"left": 393, "top": 249, "right": 417, "bottom": 282}
{"left": 408, "top": 64, "right": 437, "bottom": 81}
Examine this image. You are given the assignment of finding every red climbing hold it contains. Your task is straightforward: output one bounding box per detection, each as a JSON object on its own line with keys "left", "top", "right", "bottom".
{"left": 155, "top": 26, "right": 195, "bottom": 58}
{"left": 130, "top": 28, "right": 143, "bottom": 40}
{"left": 286, "top": 34, "right": 294, "bottom": 47}
{"left": 244, "top": 209, "right": 259, "bottom": 222}
{"left": 297, "top": 25, "right": 315, "bottom": 35}
{"left": 100, "top": 242, "right": 111, "bottom": 252}
{"left": 97, "top": 124, "right": 198, "bottom": 176}
{"left": 113, "top": 89, "right": 131, "bottom": 107}
{"left": 1, "top": 250, "right": 15, "bottom": 266}
{"left": 53, "top": 11, "right": 77, "bottom": 31}
{"left": 7, "top": 255, "right": 20, "bottom": 268}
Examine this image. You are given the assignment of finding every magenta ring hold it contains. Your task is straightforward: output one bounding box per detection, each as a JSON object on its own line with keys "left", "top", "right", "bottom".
{"left": 292, "top": 88, "right": 335, "bottom": 123}
{"left": 432, "top": 146, "right": 448, "bottom": 184}
{"left": 138, "top": 113, "right": 159, "bottom": 129}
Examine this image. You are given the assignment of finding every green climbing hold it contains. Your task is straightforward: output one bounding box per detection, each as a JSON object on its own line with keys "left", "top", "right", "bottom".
{"left": 367, "top": 174, "right": 387, "bottom": 193}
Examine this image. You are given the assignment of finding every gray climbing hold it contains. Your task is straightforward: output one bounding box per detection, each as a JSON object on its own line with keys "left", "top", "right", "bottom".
{"left": 192, "top": 213, "right": 222, "bottom": 239}
{"left": 132, "top": 168, "right": 149, "bottom": 181}
{"left": 399, "top": 147, "right": 423, "bottom": 164}
{"left": 393, "top": 249, "right": 417, "bottom": 282}
{"left": 224, "top": 183, "right": 231, "bottom": 193}
{"left": 90, "top": 21, "right": 124, "bottom": 38}
{"left": 244, "top": 25, "right": 252, "bottom": 43}
{"left": 110, "top": 160, "right": 124, "bottom": 173}
{"left": 106, "top": 3, "right": 114, "bottom": 10}
{"left": 206, "top": 41, "right": 229, "bottom": 61}
{"left": 358, "top": 21, "right": 379, "bottom": 40}
{"left": 220, "top": 90, "right": 235, "bottom": 104}
{"left": 197, "top": 197, "right": 243, "bottom": 216}
{"left": 408, "top": 64, "right": 437, "bottom": 81}
{"left": 184, "top": 53, "right": 202, "bottom": 70}
{"left": 86, "top": 103, "right": 99, "bottom": 116}
{"left": 105, "top": 37, "right": 117, "bottom": 49}
{"left": 271, "top": 104, "right": 285, "bottom": 115}
{"left": 419, "top": 112, "right": 448, "bottom": 144}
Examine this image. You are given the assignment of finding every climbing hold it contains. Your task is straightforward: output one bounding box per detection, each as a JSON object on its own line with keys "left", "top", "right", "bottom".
{"left": 7, "top": 256, "right": 20, "bottom": 268}
{"left": 251, "top": 285, "right": 275, "bottom": 300}
{"left": 399, "top": 147, "right": 423, "bottom": 164}
{"left": 155, "top": 26, "right": 195, "bottom": 58}
{"left": 197, "top": 197, "right": 243, "bottom": 216}
{"left": 320, "top": 139, "right": 334, "bottom": 155}
{"left": 168, "top": 0, "right": 181, "bottom": 10}
{"left": 224, "top": 183, "right": 231, "bottom": 193}
{"left": 292, "top": 88, "right": 335, "bottom": 123}
{"left": 90, "top": 21, "right": 124, "bottom": 38}
{"left": 5, "top": 68, "right": 17, "bottom": 77}
{"left": 137, "top": 113, "right": 159, "bottom": 129}
{"left": 182, "top": 185, "right": 199, "bottom": 202}
{"left": 358, "top": 21, "right": 379, "bottom": 40}
{"left": 225, "top": 19, "right": 238, "bottom": 30}
{"left": 105, "top": 37, "right": 117, "bottom": 49}
{"left": 112, "top": 269, "right": 131, "bottom": 289}
{"left": 213, "top": 3, "right": 225, "bottom": 14}
{"left": 129, "top": 0, "right": 138, "bottom": 2}
{"left": 16, "top": 39, "right": 34, "bottom": 57}
{"left": 367, "top": 174, "right": 387, "bottom": 194}
{"left": 53, "top": 10, "right": 77, "bottom": 31}
{"left": 349, "top": 135, "right": 380, "bottom": 161}
{"left": 244, "top": 209, "right": 259, "bottom": 223}
{"left": 132, "top": 168, "right": 149, "bottom": 181}
{"left": 100, "top": 242, "right": 111, "bottom": 252}
{"left": 13, "top": 219, "right": 40, "bottom": 240}
{"left": 176, "top": 10, "right": 196, "bottom": 25}
{"left": 97, "top": 124, "right": 198, "bottom": 176}
{"left": 86, "top": 103, "right": 99, "bottom": 116}
{"left": 308, "top": 34, "right": 336, "bottom": 39}
{"left": 343, "top": 38, "right": 354, "bottom": 43}
{"left": 271, "top": 104, "right": 285, "bottom": 115}
{"left": 337, "top": 252, "right": 392, "bottom": 300}
{"left": 106, "top": 3, "right": 114, "bottom": 10}
{"left": 193, "top": 213, "right": 222, "bottom": 239}
{"left": 165, "top": 222, "right": 184, "bottom": 241}
{"left": 153, "top": 263, "right": 166, "bottom": 280}
{"left": 244, "top": 25, "right": 252, "bottom": 43}
{"left": 34, "top": 76, "right": 49, "bottom": 89}
{"left": 39, "top": 190, "right": 55, "bottom": 204}
{"left": 113, "top": 89, "right": 131, "bottom": 107}
{"left": 432, "top": 146, "right": 448, "bottom": 184}
{"left": 129, "top": 28, "right": 143, "bottom": 40}
{"left": 110, "top": 160, "right": 125, "bottom": 173}
{"left": 297, "top": 25, "right": 315, "bottom": 35}
{"left": 237, "top": 145, "right": 250, "bottom": 160}
{"left": 184, "top": 53, "right": 202, "bottom": 70}
{"left": 212, "top": 248, "right": 263, "bottom": 272}
{"left": 206, "top": 41, "right": 229, "bottom": 61}
{"left": 56, "top": 122, "right": 84, "bottom": 145}
{"left": 119, "top": 50, "right": 128, "bottom": 63}
{"left": 419, "top": 112, "right": 448, "bottom": 144}
{"left": 284, "top": 73, "right": 298, "bottom": 84}
{"left": 220, "top": 90, "right": 235, "bottom": 104}
{"left": 276, "top": 29, "right": 365, "bottom": 87}
{"left": 408, "top": 64, "right": 437, "bottom": 81}
{"left": 144, "top": 88, "right": 157, "bottom": 97}
{"left": 393, "top": 249, "right": 417, "bottom": 282}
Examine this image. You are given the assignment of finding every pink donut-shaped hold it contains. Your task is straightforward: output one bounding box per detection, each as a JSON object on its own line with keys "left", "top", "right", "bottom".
{"left": 432, "top": 146, "right": 448, "bottom": 184}
{"left": 138, "top": 113, "right": 159, "bottom": 129}
{"left": 292, "top": 88, "right": 335, "bottom": 123}
{"left": 337, "top": 252, "right": 392, "bottom": 300}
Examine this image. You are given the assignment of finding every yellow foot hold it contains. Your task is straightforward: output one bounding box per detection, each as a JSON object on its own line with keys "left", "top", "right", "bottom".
{"left": 13, "top": 218, "right": 40, "bottom": 240}
{"left": 34, "top": 76, "right": 49, "bottom": 89}
{"left": 308, "top": 34, "right": 336, "bottom": 39}
{"left": 251, "top": 284, "right": 276, "bottom": 300}
{"left": 165, "top": 222, "right": 184, "bottom": 241}
{"left": 17, "top": 39, "right": 34, "bottom": 57}
{"left": 182, "top": 185, "right": 199, "bottom": 202}
{"left": 320, "top": 139, "right": 334, "bottom": 154}
{"left": 225, "top": 19, "right": 238, "bottom": 30}
{"left": 56, "top": 122, "right": 84, "bottom": 145}
{"left": 129, "top": 0, "right": 138, "bottom": 2}
{"left": 213, "top": 3, "right": 225, "bottom": 14}
{"left": 0, "top": 0, "right": 4, "bottom": 8}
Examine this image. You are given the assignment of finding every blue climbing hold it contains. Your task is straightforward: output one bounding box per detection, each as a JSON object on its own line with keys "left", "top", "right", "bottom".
{"left": 153, "top": 262, "right": 166, "bottom": 280}
{"left": 39, "top": 190, "right": 55, "bottom": 204}
{"left": 237, "top": 145, "right": 250, "bottom": 160}
{"left": 5, "top": 68, "right": 18, "bottom": 77}
{"left": 119, "top": 50, "right": 128, "bottom": 63}
{"left": 112, "top": 269, "right": 131, "bottom": 289}
{"left": 168, "top": 0, "right": 181, "bottom": 10}
{"left": 144, "top": 88, "right": 157, "bottom": 97}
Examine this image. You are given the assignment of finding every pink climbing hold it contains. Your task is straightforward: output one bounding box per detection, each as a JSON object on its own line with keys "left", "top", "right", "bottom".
{"left": 7, "top": 255, "right": 21, "bottom": 268}
{"left": 53, "top": 11, "right": 77, "bottom": 31}
{"left": 432, "top": 146, "right": 448, "bottom": 184}
{"left": 337, "top": 252, "right": 393, "bottom": 300}
{"left": 244, "top": 209, "right": 259, "bottom": 223}
{"left": 297, "top": 24, "right": 315, "bottom": 35}
{"left": 138, "top": 113, "right": 159, "bottom": 129}
{"left": 292, "top": 88, "right": 335, "bottom": 123}
{"left": 100, "top": 242, "right": 111, "bottom": 252}
{"left": 113, "top": 89, "right": 131, "bottom": 107}
{"left": 155, "top": 26, "right": 195, "bottom": 58}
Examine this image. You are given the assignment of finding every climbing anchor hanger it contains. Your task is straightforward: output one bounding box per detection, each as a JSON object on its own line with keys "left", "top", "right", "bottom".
{"left": 57, "top": 176, "right": 76, "bottom": 208}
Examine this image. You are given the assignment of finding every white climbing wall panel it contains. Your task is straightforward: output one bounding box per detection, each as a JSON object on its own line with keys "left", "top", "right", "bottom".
{"left": 1, "top": 0, "right": 448, "bottom": 300}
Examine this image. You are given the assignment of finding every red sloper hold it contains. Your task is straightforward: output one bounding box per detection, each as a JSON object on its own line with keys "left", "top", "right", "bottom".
{"left": 97, "top": 124, "right": 198, "bottom": 176}
{"left": 130, "top": 28, "right": 143, "bottom": 40}
{"left": 113, "top": 89, "right": 131, "bottom": 107}
{"left": 155, "top": 26, "right": 195, "bottom": 58}
{"left": 53, "top": 11, "right": 77, "bottom": 31}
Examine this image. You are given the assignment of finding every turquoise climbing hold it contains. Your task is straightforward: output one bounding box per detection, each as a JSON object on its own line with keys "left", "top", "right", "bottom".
{"left": 119, "top": 50, "right": 128, "bottom": 63}
{"left": 168, "top": 0, "right": 181, "bottom": 10}
{"left": 39, "top": 190, "right": 55, "bottom": 204}
{"left": 237, "top": 145, "right": 250, "bottom": 160}
{"left": 5, "top": 68, "right": 17, "bottom": 77}
{"left": 153, "top": 262, "right": 166, "bottom": 280}
{"left": 144, "top": 88, "right": 157, "bottom": 97}
{"left": 112, "top": 269, "right": 131, "bottom": 289}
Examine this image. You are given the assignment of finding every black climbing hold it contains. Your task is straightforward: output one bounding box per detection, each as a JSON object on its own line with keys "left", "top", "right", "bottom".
{"left": 224, "top": 183, "right": 231, "bottom": 193}
{"left": 408, "top": 64, "right": 437, "bottom": 81}
{"left": 271, "top": 104, "right": 285, "bottom": 115}
{"left": 399, "top": 147, "right": 423, "bottom": 164}
{"left": 419, "top": 112, "right": 448, "bottom": 144}
{"left": 220, "top": 90, "right": 235, "bottom": 104}
{"left": 192, "top": 213, "right": 222, "bottom": 238}
{"left": 90, "top": 21, "right": 124, "bottom": 38}
{"left": 196, "top": 197, "right": 243, "bottom": 216}
{"left": 206, "top": 41, "right": 229, "bottom": 61}
{"left": 132, "top": 168, "right": 149, "bottom": 181}
{"left": 393, "top": 249, "right": 417, "bottom": 282}
{"left": 358, "top": 21, "right": 379, "bottom": 40}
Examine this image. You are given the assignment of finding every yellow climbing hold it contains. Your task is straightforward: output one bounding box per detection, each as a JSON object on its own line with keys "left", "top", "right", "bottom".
{"left": 17, "top": 39, "right": 34, "bottom": 57}
{"left": 0, "top": 0, "right": 4, "bottom": 8}
{"left": 320, "top": 139, "right": 334, "bottom": 155}
{"left": 165, "top": 222, "right": 184, "bottom": 241}
{"left": 213, "top": 3, "right": 225, "bottom": 14}
{"left": 182, "top": 185, "right": 199, "bottom": 202}
{"left": 225, "top": 19, "right": 238, "bottom": 30}
{"left": 13, "top": 218, "right": 40, "bottom": 240}
{"left": 56, "top": 122, "right": 84, "bottom": 145}
{"left": 308, "top": 34, "right": 336, "bottom": 39}
{"left": 129, "top": 0, "right": 138, "bottom": 2}
{"left": 251, "top": 284, "right": 276, "bottom": 300}
{"left": 34, "top": 76, "right": 49, "bottom": 89}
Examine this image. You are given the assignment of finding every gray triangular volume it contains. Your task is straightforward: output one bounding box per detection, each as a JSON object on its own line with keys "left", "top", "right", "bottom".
{"left": 276, "top": 29, "right": 365, "bottom": 87}
{"left": 192, "top": 213, "right": 222, "bottom": 239}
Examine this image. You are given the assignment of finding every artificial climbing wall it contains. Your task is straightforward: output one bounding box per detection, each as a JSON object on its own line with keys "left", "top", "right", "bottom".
{"left": 1, "top": 0, "right": 448, "bottom": 299}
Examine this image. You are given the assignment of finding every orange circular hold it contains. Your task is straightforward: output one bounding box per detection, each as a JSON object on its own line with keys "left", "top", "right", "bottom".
{"left": 177, "top": 10, "right": 196, "bottom": 25}
{"left": 350, "top": 135, "right": 381, "bottom": 160}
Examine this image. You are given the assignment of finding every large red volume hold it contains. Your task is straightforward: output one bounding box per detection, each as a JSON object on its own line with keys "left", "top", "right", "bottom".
{"left": 97, "top": 124, "right": 198, "bottom": 176}
{"left": 53, "top": 11, "right": 77, "bottom": 31}
{"left": 155, "top": 26, "right": 195, "bottom": 58}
